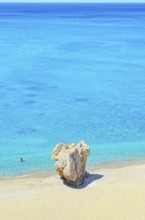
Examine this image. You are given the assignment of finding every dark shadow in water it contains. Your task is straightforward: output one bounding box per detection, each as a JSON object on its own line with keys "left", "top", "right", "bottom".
{"left": 26, "top": 93, "right": 37, "bottom": 97}
{"left": 61, "top": 173, "right": 104, "bottom": 189}
{"left": 47, "top": 86, "right": 58, "bottom": 89}
{"left": 19, "top": 80, "right": 45, "bottom": 87}
{"left": 0, "top": 85, "right": 6, "bottom": 89}
{"left": 4, "top": 104, "right": 10, "bottom": 107}
{"left": 75, "top": 98, "right": 89, "bottom": 103}
{"left": 17, "top": 128, "right": 37, "bottom": 135}
{"left": 37, "top": 113, "right": 45, "bottom": 117}
{"left": 25, "top": 86, "right": 44, "bottom": 92}
{"left": 23, "top": 100, "right": 36, "bottom": 105}
{"left": 7, "top": 87, "right": 17, "bottom": 91}
{"left": 25, "top": 85, "right": 58, "bottom": 92}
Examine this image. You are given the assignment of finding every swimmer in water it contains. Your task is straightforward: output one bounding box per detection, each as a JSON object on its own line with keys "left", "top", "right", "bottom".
{"left": 20, "top": 157, "right": 24, "bottom": 162}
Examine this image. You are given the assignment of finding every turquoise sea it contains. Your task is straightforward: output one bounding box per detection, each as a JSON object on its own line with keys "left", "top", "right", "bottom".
{"left": 0, "top": 3, "right": 145, "bottom": 177}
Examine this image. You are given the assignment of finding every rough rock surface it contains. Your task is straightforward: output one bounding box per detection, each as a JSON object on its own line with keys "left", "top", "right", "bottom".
{"left": 52, "top": 140, "right": 90, "bottom": 186}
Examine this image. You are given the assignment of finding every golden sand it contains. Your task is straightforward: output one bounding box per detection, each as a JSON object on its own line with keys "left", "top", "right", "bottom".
{"left": 0, "top": 163, "right": 145, "bottom": 220}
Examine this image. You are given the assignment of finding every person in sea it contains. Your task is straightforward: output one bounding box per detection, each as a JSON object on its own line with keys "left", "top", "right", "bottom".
{"left": 20, "top": 157, "right": 24, "bottom": 162}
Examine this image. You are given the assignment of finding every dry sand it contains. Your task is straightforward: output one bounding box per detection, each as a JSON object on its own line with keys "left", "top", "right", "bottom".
{"left": 0, "top": 163, "right": 145, "bottom": 220}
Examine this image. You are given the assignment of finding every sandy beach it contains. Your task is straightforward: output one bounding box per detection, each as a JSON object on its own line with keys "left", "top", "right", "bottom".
{"left": 0, "top": 162, "right": 145, "bottom": 220}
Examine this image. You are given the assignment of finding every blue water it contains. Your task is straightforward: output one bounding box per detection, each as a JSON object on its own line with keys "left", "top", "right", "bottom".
{"left": 0, "top": 3, "right": 145, "bottom": 176}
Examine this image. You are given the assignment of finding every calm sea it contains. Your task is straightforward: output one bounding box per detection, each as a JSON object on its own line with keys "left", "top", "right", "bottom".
{"left": 0, "top": 3, "right": 145, "bottom": 176}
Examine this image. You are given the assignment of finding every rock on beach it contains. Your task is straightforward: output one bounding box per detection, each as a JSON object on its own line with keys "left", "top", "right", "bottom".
{"left": 52, "top": 140, "right": 90, "bottom": 186}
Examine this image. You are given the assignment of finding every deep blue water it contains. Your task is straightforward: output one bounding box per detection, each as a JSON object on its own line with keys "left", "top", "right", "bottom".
{"left": 0, "top": 3, "right": 145, "bottom": 176}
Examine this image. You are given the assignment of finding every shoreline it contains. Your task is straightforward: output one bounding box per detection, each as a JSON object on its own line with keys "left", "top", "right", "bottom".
{"left": 1, "top": 157, "right": 145, "bottom": 181}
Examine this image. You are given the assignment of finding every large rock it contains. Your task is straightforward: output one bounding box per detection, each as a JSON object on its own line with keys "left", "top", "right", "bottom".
{"left": 52, "top": 140, "right": 90, "bottom": 186}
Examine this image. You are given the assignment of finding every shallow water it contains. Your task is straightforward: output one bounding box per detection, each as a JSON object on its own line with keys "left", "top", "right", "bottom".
{"left": 0, "top": 3, "right": 145, "bottom": 176}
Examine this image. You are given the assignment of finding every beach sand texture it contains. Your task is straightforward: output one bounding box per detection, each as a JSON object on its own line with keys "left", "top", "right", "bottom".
{"left": 0, "top": 163, "right": 145, "bottom": 220}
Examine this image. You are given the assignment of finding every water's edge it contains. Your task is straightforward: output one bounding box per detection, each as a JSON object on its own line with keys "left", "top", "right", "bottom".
{"left": 1, "top": 157, "right": 145, "bottom": 181}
